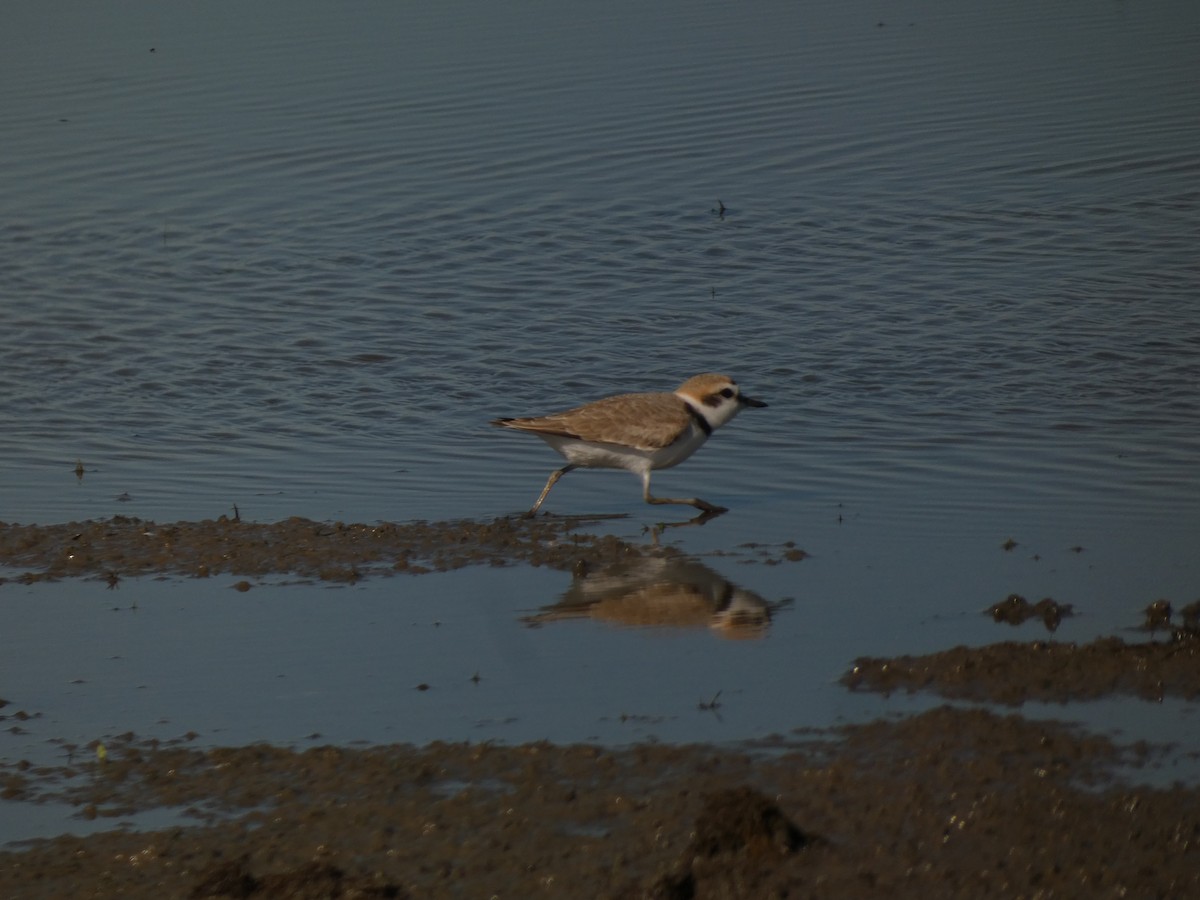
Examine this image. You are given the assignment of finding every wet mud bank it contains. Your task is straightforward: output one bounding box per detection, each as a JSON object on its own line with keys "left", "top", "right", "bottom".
{"left": 844, "top": 630, "right": 1200, "bottom": 704}
{"left": 0, "top": 514, "right": 663, "bottom": 584}
{"left": 1, "top": 707, "right": 1197, "bottom": 899}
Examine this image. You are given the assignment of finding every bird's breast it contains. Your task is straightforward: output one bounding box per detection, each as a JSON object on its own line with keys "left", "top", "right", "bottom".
{"left": 647, "top": 424, "right": 710, "bottom": 470}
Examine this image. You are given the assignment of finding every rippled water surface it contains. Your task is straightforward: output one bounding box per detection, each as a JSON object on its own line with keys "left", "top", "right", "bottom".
{"left": 2, "top": 0, "right": 1200, "bottom": 840}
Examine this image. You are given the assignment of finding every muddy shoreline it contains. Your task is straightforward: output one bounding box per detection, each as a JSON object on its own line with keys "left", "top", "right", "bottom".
{"left": 844, "top": 631, "right": 1200, "bottom": 705}
{"left": 2, "top": 708, "right": 1196, "bottom": 899}
{"left": 2, "top": 516, "right": 1198, "bottom": 897}
{"left": 0, "top": 514, "right": 665, "bottom": 584}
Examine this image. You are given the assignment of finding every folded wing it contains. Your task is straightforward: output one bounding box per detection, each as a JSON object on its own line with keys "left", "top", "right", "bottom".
{"left": 492, "top": 392, "right": 692, "bottom": 450}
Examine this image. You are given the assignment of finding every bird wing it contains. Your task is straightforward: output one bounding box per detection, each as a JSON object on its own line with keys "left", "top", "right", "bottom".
{"left": 494, "top": 392, "right": 693, "bottom": 451}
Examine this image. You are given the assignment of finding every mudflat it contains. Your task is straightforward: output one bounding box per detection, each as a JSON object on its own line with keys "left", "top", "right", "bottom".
{"left": 2, "top": 516, "right": 1196, "bottom": 898}
{"left": 1, "top": 707, "right": 1196, "bottom": 899}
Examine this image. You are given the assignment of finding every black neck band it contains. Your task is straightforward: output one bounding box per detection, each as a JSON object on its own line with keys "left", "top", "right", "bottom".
{"left": 685, "top": 403, "right": 713, "bottom": 436}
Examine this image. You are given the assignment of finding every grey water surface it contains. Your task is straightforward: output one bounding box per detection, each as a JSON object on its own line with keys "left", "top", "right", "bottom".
{"left": 2, "top": 0, "right": 1199, "bottom": 842}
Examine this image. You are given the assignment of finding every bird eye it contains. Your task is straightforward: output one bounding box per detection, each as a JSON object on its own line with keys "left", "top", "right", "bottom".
{"left": 720, "top": 388, "right": 735, "bottom": 399}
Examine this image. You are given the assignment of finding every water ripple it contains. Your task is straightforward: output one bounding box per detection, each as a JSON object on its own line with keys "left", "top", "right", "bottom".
{"left": 0, "top": 0, "right": 1197, "bottom": 528}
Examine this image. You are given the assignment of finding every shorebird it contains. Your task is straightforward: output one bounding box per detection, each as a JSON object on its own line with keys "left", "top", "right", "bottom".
{"left": 491, "top": 373, "right": 767, "bottom": 515}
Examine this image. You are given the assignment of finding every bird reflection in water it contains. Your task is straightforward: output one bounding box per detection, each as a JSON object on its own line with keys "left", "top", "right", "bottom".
{"left": 522, "top": 556, "right": 786, "bottom": 640}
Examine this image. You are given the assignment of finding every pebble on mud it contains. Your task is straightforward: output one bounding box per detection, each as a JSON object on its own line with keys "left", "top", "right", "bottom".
{"left": 987, "top": 593, "right": 1073, "bottom": 631}
{"left": 688, "top": 786, "right": 810, "bottom": 858}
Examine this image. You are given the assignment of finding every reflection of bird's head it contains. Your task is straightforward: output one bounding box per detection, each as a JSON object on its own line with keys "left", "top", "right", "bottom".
{"left": 709, "top": 588, "right": 772, "bottom": 640}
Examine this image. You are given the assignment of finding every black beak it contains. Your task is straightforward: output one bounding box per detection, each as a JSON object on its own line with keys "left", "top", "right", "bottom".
{"left": 742, "top": 395, "right": 768, "bottom": 409}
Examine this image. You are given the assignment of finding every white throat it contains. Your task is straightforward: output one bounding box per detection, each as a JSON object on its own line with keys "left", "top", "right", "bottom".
{"left": 677, "top": 391, "right": 743, "bottom": 432}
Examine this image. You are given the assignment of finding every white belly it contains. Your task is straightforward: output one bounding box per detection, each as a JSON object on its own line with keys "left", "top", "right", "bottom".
{"left": 538, "top": 424, "right": 709, "bottom": 473}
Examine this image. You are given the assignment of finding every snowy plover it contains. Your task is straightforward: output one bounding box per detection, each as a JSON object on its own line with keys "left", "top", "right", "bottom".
{"left": 491, "top": 373, "right": 767, "bottom": 515}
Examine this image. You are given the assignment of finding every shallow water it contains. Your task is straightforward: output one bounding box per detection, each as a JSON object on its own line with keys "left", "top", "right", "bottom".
{"left": 2, "top": 0, "right": 1199, "bottom": 841}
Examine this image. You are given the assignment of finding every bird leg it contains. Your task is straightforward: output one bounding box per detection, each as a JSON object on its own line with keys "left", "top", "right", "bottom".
{"left": 641, "top": 472, "right": 728, "bottom": 515}
{"left": 526, "top": 464, "right": 576, "bottom": 516}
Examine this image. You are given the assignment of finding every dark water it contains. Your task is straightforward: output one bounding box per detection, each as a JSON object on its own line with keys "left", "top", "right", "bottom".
{"left": 2, "top": 0, "right": 1199, "bottom": 841}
